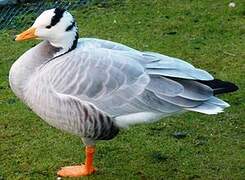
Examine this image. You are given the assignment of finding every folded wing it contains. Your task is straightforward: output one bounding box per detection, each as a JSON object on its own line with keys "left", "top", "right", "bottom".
{"left": 41, "top": 38, "right": 230, "bottom": 127}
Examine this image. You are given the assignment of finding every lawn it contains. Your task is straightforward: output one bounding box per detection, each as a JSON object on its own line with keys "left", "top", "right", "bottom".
{"left": 0, "top": 0, "right": 244, "bottom": 179}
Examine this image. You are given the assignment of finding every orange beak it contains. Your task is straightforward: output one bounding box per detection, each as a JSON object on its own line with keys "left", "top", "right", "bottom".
{"left": 15, "top": 27, "right": 38, "bottom": 41}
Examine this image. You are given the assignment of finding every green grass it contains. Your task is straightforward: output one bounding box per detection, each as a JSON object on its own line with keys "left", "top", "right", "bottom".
{"left": 0, "top": 0, "right": 245, "bottom": 179}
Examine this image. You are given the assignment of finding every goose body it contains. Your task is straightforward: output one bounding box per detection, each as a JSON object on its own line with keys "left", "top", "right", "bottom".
{"left": 10, "top": 8, "right": 238, "bottom": 177}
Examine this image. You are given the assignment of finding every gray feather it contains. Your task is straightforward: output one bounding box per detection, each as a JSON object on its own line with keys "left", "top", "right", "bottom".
{"left": 9, "top": 38, "right": 231, "bottom": 135}
{"left": 146, "top": 76, "right": 184, "bottom": 97}
{"left": 144, "top": 52, "right": 213, "bottom": 80}
{"left": 172, "top": 78, "right": 213, "bottom": 101}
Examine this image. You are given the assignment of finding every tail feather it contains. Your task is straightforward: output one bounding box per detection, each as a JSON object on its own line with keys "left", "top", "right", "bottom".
{"left": 185, "top": 96, "right": 230, "bottom": 114}
{"left": 186, "top": 102, "right": 224, "bottom": 114}
{"left": 197, "top": 79, "right": 238, "bottom": 95}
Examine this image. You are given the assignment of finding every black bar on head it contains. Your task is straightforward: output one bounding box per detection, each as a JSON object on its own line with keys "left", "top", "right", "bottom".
{"left": 46, "top": 8, "right": 66, "bottom": 29}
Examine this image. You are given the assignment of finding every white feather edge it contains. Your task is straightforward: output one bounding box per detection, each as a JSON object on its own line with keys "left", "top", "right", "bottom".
{"left": 185, "top": 97, "right": 230, "bottom": 114}
{"left": 114, "top": 112, "right": 163, "bottom": 128}
{"left": 114, "top": 97, "right": 230, "bottom": 128}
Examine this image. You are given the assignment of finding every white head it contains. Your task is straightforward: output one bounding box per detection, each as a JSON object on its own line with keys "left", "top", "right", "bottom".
{"left": 16, "top": 8, "right": 78, "bottom": 56}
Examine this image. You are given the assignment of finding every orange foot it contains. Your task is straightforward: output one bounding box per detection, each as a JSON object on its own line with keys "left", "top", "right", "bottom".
{"left": 57, "top": 165, "right": 96, "bottom": 177}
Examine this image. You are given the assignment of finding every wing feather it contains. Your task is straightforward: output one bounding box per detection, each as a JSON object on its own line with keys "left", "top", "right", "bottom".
{"left": 43, "top": 43, "right": 150, "bottom": 117}
{"left": 37, "top": 38, "right": 227, "bottom": 124}
{"left": 146, "top": 76, "right": 184, "bottom": 97}
{"left": 143, "top": 52, "right": 214, "bottom": 80}
{"left": 172, "top": 78, "right": 213, "bottom": 101}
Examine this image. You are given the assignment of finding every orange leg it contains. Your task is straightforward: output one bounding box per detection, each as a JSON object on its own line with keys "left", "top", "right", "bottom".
{"left": 57, "top": 146, "right": 96, "bottom": 177}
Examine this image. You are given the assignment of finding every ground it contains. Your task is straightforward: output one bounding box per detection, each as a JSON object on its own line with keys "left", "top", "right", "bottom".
{"left": 0, "top": 0, "right": 244, "bottom": 179}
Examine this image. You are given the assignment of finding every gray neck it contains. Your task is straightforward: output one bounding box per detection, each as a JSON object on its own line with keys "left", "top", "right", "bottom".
{"left": 9, "top": 41, "right": 59, "bottom": 99}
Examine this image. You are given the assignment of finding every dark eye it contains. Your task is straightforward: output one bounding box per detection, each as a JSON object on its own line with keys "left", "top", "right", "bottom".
{"left": 46, "top": 25, "right": 52, "bottom": 29}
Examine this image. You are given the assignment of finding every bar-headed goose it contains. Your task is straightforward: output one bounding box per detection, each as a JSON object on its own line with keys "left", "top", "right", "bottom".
{"left": 10, "top": 8, "right": 238, "bottom": 177}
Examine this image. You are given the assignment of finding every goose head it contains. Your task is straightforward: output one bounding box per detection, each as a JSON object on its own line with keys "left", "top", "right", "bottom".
{"left": 15, "top": 8, "right": 78, "bottom": 55}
